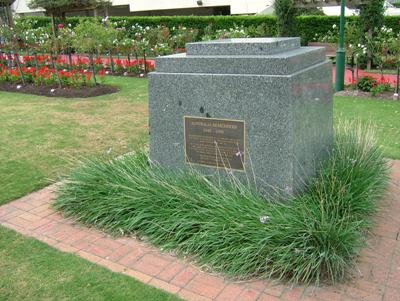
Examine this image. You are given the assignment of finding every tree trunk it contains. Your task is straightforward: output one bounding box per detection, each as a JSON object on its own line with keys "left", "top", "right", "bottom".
{"left": 68, "top": 49, "right": 73, "bottom": 71}
{"left": 50, "top": 52, "right": 62, "bottom": 88}
{"left": 6, "top": 52, "right": 13, "bottom": 68}
{"left": 14, "top": 53, "right": 26, "bottom": 86}
{"left": 5, "top": 5, "right": 14, "bottom": 27}
{"left": 89, "top": 53, "right": 97, "bottom": 85}
{"left": 143, "top": 51, "right": 147, "bottom": 73}
{"left": 34, "top": 52, "right": 39, "bottom": 71}
{"left": 50, "top": 12, "right": 57, "bottom": 37}
{"left": 109, "top": 52, "right": 115, "bottom": 73}
{"left": 396, "top": 66, "right": 399, "bottom": 99}
{"left": 356, "top": 57, "right": 359, "bottom": 84}
{"left": 367, "top": 29, "right": 373, "bottom": 70}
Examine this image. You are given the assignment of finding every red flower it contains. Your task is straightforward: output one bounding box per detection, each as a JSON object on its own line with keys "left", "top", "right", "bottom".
{"left": 58, "top": 24, "right": 64, "bottom": 29}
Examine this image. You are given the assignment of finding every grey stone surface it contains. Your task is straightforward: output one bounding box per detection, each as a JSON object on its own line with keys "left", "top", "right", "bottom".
{"left": 155, "top": 47, "right": 326, "bottom": 75}
{"left": 149, "top": 38, "right": 333, "bottom": 197}
{"left": 186, "top": 37, "right": 301, "bottom": 56}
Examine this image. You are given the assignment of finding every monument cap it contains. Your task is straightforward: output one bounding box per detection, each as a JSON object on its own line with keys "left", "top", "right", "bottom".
{"left": 186, "top": 37, "right": 301, "bottom": 56}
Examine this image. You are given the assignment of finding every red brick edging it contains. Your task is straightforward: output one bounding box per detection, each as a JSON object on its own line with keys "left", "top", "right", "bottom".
{"left": 1, "top": 161, "right": 400, "bottom": 301}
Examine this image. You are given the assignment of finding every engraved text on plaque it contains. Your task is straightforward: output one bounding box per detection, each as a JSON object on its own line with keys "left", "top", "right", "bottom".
{"left": 184, "top": 116, "right": 245, "bottom": 171}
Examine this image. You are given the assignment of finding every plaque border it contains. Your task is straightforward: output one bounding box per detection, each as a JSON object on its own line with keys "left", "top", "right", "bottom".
{"left": 183, "top": 115, "right": 246, "bottom": 172}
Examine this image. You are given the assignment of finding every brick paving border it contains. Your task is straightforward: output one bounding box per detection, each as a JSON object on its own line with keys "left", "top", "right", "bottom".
{"left": 1, "top": 160, "right": 399, "bottom": 301}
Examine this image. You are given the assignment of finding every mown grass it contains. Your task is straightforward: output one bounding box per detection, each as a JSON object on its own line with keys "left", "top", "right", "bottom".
{"left": 0, "top": 77, "right": 148, "bottom": 205}
{"left": 334, "top": 96, "right": 400, "bottom": 159}
{"left": 0, "top": 226, "right": 182, "bottom": 301}
{"left": 55, "top": 121, "right": 389, "bottom": 284}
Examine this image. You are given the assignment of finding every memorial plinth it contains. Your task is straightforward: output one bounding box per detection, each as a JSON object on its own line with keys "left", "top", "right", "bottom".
{"left": 149, "top": 38, "right": 333, "bottom": 196}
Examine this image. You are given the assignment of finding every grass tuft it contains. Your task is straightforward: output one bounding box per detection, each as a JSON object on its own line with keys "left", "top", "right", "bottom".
{"left": 55, "top": 121, "right": 389, "bottom": 284}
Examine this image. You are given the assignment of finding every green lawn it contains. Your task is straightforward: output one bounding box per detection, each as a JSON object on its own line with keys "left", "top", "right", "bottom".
{"left": 0, "top": 78, "right": 399, "bottom": 299}
{"left": 334, "top": 96, "right": 400, "bottom": 159}
{"left": 0, "top": 77, "right": 149, "bottom": 205}
{"left": 0, "top": 227, "right": 181, "bottom": 301}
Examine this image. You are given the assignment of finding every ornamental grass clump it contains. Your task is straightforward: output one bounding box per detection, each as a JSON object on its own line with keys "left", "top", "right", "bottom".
{"left": 55, "top": 121, "right": 389, "bottom": 284}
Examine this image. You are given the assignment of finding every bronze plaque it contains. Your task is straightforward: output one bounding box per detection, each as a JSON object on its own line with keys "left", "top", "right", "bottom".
{"left": 184, "top": 116, "right": 245, "bottom": 171}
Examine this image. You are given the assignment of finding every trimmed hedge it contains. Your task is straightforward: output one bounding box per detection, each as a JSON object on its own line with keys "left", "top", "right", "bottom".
{"left": 21, "top": 15, "right": 400, "bottom": 45}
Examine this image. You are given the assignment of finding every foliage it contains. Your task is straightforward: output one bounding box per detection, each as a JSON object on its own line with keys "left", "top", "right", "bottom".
{"left": 364, "top": 26, "right": 400, "bottom": 71}
{"left": 313, "top": 22, "right": 361, "bottom": 47}
{"left": 274, "top": 0, "right": 297, "bottom": 37}
{"left": 55, "top": 121, "right": 389, "bottom": 284}
{"left": 359, "top": 0, "right": 385, "bottom": 37}
{"left": 28, "top": 0, "right": 111, "bottom": 13}
{"left": 371, "top": 82, "right": 392, "bottom": 96}
{"left": 18, "top": 15, "right": 400, "bottom": 45}
{"left": 170, "top": 26, "right": 199, "bottom": 49}
{"left": 72, "top": 20, "right": 113, "bottom": 54}
{"left": 202, "top": 24, "right": 249, "bottom": 40}
{"left": 357, "top": 76, "right": 378, "bottom": 92}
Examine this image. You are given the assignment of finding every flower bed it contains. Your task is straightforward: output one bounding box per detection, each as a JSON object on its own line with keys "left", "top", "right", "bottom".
{"left": 0, "top": 65, "right": 93, "bottom": 86}
{"left": 0, "top": 80, "right": 119, "bottom": 98}
{"left": 0, "top": 53, "right": 154, "bottom": 97}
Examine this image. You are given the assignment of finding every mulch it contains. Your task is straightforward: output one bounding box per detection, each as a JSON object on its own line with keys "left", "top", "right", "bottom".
{"left": 335, "top": 89, "right": 400, "bottom": 100}
{"left": 0, "top": 82, "right": 119, "bottom": 98}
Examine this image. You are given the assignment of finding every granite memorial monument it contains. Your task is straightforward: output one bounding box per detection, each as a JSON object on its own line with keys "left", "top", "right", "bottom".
{"left": 149, "top": 37, "right": 333, "bottom": 196}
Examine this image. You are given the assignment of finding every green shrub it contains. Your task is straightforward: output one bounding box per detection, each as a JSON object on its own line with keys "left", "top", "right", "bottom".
{"left": 357, "top": 76, "right": 378, "bottom": 92}
{"left": 19, "top": 15, "right": 400, "bottom": 45}
{"left": 55, "top": 121, "right": 389, "bottom": 284}
{"left": 371, "top": 82, "right": 392, "bottom": 96}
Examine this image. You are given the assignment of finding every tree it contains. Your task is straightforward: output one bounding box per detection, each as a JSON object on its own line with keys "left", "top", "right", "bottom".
{"left": 28, "top": 0, "right": 111, "bottom": 36}
{"left": 359, "top": 0, "right": 385, "bottom": 34}
{"left": 72, "top": 19, "right": 116, "bottom": 84}
{"left": 274, "top": 0, "right": 297, "bottom": 37}
{"left": 358, "top": 0, "right": 385, "bottom": 69}
{"left": 274, "top": 0, "right": 325, "bottom": 37}
{"left": 0, "top": 0, "right": 15, "bottom": 26}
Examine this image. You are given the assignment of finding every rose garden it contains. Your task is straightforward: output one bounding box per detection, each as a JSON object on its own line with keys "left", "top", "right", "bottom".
{"left": 0, "top": 3, "right": 400, "bottom": 301}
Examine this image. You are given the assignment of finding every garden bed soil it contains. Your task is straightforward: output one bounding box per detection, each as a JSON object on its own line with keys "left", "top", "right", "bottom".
{"left": 0, "top": 82, "right": 119, "bottom": 98}
{"left": 335, "top": 89, "right": 399, "bottom": 101}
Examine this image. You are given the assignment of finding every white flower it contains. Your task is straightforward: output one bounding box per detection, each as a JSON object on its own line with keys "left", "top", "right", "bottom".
{"left": 332, "top": 24, "right": 337, "bottom": 29}
{"left": 284, "top": 186, "right": 292, "bottom": 195}
{"left": 50, "top": 89, "right": 55, "bottom": 93}
{"left": 259, "top": 215, "right": 270, "bottom": 224}
{"left": 16, "top": 85, "right": 22, "bottom": 89}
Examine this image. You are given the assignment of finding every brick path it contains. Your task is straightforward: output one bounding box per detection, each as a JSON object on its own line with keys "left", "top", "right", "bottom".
{"left": 1, "top": 161, "right": 399, "bottom": 301}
